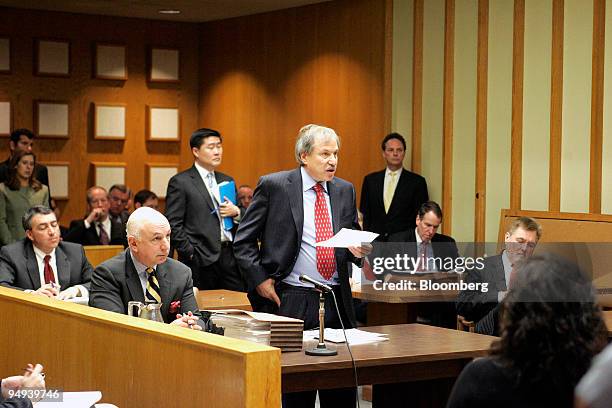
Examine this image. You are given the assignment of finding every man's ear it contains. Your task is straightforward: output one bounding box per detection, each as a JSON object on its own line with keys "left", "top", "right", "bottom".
{"left": 25, "top": 229, "right": 34, "bottom": 242}
{"left": 504, "top": 232, "right": 511, "bottom": 242}
{"left": 8, "top": 141, "right": 15, "bottom": 152}
{"left": 127, "top": 236, "right": 137, "bottom": 251}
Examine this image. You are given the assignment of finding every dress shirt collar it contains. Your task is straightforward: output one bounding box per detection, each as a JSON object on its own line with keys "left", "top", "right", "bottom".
{"left": 415, "top": 227, "right": 423, "bottom": 244}
{"left": 32, "top": 244, "right": 56, "bottom": 261}
{"left": 300, "top": 166, "right": 328, "bottom": 194}
{"left": 386, "top": 167, "right": 402, "bottom": 176}
{"left": 194, "top": 162, "right": 214, "bottom": 183}
{"left": 129, "top": 250, "right": 157, "bottom": 276}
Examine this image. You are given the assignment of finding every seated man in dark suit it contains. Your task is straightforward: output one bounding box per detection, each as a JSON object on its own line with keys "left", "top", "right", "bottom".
{"left": 456, "top": 216, "right": 541, "bottom": 335}
{"left": 388, "top": 200, "right": 459, "bottom": 327}
{"left": 0, "top": 129, "right": 49, "bottom": 189}
{"left": 89, "top": 207, "right": 202, "bottom": 330}
{"left": 0, "top": 205, "right": 93, "bottom": 300}
{"left": 64, "top": 186, "right": 127, "bottom": 247}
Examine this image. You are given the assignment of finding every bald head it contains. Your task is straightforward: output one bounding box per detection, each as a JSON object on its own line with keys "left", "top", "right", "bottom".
{"left": 126, "top": 207, "right": 170, "bottom": 240}
{"left": 126, "top": 207, "right": 172, "bottom": 267}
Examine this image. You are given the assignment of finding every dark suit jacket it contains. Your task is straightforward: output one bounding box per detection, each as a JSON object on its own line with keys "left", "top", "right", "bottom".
{"left": 455, "top": 254, "right": 505, "bottom": 335}
{"left": 0, "top": 159, "right": 49, "bottom": 189}
{"left": 165, "top": 165, "right": 241, "bottom": 267}
{"left": 233, "top": 167, "right": 360, "bottom": 327}
{"left": 0, "top": 239, "right": 93, "bottom": 292}
{"left": 388, "top": 228, "right": 460, "bottom": 271}
{"left": 0, "top": 396, "right": 32, "bottom": 408}
{"left": 360, "top": 168, "right": 428, "bottom": 239}
{"left": 64, "top": 218, "right": 127, "bottom": 247}
{"left": 89, "top": 249, "right": 202, "bottom": 324}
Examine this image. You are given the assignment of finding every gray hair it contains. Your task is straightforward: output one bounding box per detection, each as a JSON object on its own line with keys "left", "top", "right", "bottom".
{"left": 126, "top": 207, "right": 170, "bottom": 240}
{"left": 294, "top": 124, "right": 340, "bottom": 165}
{"left": 22, "top": 205, "right": 55, "bottom": 231}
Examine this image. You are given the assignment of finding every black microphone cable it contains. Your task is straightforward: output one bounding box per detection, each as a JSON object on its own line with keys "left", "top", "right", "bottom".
{"left": 328, "top": 289, "right": 360, "bottom": 408}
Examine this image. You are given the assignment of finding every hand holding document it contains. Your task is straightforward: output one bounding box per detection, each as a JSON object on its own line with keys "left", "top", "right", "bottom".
{"left": 314, "top": 228, "right": 379, "bottom": 248}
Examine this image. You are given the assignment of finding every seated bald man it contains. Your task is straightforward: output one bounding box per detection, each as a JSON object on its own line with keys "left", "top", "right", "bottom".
{"left": 89, "top": 207, "right": 202, "bottom": 330}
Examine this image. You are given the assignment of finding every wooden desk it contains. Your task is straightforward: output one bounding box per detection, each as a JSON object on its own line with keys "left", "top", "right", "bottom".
{"left": 1, "top": 287, "right": 279, "bottom": 407}
{"left": 603, "top": 311, "right": 612, "bottom": 337}
{"left": 352, "top": 282, "right": 459, "bottom": 325}
{"left": 282, "top": 324, "right": 494, "bottom": 393}
{"left": 197, "top": 289, "right": 252, "bottom": 311}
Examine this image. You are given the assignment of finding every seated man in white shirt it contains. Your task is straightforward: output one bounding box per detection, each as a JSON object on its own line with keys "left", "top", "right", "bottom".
{"left": 0, "top": 205, "right": 93, "bottom": 300}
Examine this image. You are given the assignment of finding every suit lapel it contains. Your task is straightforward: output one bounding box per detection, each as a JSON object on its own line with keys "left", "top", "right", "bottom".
{"left": 188, "top": 165, "right": 215, "bottom": 211}
{"left": 156, "top": 263, "right": 171, "bottom": 319}
{"left": 373, "top": 170, "right": 386, "bottom": 210}
{"left": 24, "top": 243, "right": 41, "bottom": 289}
{"left": 493, "top": 255, "right": 507, "bottom": 291}
{"left": 55, "top": 245, "right": 71, "bottom": 289}
{"left": 125, "top": 252, "right": 145, "bottom": 302}
{"left": 286, "top": 168, "right": 304, "bottom": 243}
{"left": 327, "top": 178, "right": 341, "bottom": 233}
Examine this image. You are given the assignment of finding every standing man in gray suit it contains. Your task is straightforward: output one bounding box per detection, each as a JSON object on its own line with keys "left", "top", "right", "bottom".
{"left": 89, "top": 207, "right": 202, "bottom": 329}
{"left": 234, "top": 124, "right": 369, "bottom": 408}
{"left": 456, "top": 216, "right": 541, "bottom": 335}
{"left": 165, "top": 128, "right": 245, "bottom": 291}
{"left": 0, "top": 205, "right": 92, "bottom": 300}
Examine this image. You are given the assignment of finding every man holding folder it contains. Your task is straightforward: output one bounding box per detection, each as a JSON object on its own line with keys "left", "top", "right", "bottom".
{"left": 165, "top": 128, "right": 245, "bottom": 291}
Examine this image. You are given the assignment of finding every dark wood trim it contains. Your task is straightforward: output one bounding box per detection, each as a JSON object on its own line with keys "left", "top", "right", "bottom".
{"left": 590, "top": 0, "right": 605, "bottom": 214}
{"left": 442, "top": 0, "right": 455, "bottom": 235}
{"left": 510, "top": 0, "right": 525, "bottom": 210}
{"left": 475, "top": 0, "right": 489, "bottom": 242}
{"left": 549, "top": 0, "right": 564, "bottom": 212}
{"left": 411, "top": 0, "right": 424, "bottom": 173}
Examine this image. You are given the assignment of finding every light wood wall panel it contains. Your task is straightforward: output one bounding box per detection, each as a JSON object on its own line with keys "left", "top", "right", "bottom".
{"left": 485, "top": 0, "right": 513, "bottom": 242}
{"left": 421, "top": 0, "right": 446, "bottom": 204}
{"left": 560, "top": 0, "right": 593, "bottom": 213}
{"left": 392, "top": 0, "right": 414, "bottom": 169}
{"left": 198, "top": 0, "right": 388, "bottom": 194}
{"left": 521, "top": 0, "right": 552, "bottom": 211}
{"left": 604, "top": 0, "right": 612, "bottom": 214}
{"left": 0, "top": 8, "right": 199, "bottom": 224}
{"left": 451, "top": 0, "right": 478, "bottom": 242}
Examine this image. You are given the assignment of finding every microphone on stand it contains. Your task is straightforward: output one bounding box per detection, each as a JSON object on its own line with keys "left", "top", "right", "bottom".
{"left": 299, "top": 275, "right": 333, "bottom": 292}
{"left": 299, "top": 275, "right": 337, "bottom": 356}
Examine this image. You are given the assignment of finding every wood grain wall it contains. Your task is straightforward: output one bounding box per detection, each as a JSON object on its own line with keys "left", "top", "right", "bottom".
{"left": 198, "top": 0, "right": 390, "bottom": 192}
{"left": 0, "top": 7, "right": 200, "bottom": 224}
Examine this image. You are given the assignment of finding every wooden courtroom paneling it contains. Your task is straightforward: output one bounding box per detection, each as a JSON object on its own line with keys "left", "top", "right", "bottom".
{"left": 197, "top": 0, "right": 389, "bottom": 196}
{"left": 0, "top": 287, "right": 280, "bottom": 407}
{"left": 0, "top": 7, "right": 199, "bottom": 225}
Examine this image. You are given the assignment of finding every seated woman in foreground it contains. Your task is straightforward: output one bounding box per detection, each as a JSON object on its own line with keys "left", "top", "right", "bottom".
{"left": 447, "top": 254, "right": 607, "bottom": 408}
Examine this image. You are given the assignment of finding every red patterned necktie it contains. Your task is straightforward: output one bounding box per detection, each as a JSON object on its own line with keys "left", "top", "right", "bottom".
{"left": 313, "top": 183, "right": 335, "bottom": 280}
{"left": 43, "top": 255, "right": 55, "bottom": 284}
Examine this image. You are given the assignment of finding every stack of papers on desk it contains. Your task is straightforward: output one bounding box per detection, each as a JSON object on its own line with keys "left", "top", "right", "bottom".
{"left": 209, "top": 309, "right": 304, "bottom": 352}
{"left": 304, "top": 328, "right": 389, "bottom": 345}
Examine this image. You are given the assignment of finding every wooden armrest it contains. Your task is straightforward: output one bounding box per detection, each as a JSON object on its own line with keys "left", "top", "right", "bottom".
{"left": 457, "top": 315, "right": 475, "bottom": 333}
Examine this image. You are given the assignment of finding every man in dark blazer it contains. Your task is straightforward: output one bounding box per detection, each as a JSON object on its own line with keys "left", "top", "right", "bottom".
{"left": 385, "top": 201, "right": 459, "bottom": 328}
{"left": 0, "top": 206, "right": 92, "bottom": 300}
{"left": 234, "top": 124, "right": 369, "bottom": 408}
{"left": 456, "top": 216, "right": 541, "bottom": 335}
{"left": 0, "top": 129, "right": 49, "bottom": 189}
{"left": 360, "top": 133, "right": 428, "bottom": 240}
{"left": 165, "top": 128, "right": 244, "bottom": 291}
{"left": 388, "top": 201, "right": 460, "bottom": 270}
{"left": 64, "top": 186, "right": 127, "bottom": 247}
{"left": 89, "top": 207, "right": 202, "bottom": 330}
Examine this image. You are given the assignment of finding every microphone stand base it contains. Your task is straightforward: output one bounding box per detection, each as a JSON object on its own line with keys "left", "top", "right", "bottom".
{"left": 305, "top": 344, "right": 338, "bottom": 356}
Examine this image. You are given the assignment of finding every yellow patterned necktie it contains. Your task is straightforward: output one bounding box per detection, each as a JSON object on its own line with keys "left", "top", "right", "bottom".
{"left": 145, "top": 267, "right": 161, "bottom": 303}
{"left": 384, "top": 171, "right": 398, "bottom": 213}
